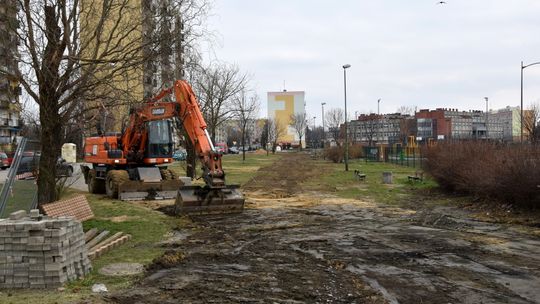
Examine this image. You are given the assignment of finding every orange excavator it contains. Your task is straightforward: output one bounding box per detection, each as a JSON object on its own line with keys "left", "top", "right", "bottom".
{"left": 81, "top": 80, "right": 244, "bottom": 215}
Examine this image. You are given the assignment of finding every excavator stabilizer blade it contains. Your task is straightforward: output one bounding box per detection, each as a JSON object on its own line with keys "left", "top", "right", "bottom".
{"left": 119, "top": 180, "right": 185, "bottom": 201}
{"left": 174, "top": 185, "right": 245, "bottom": 215}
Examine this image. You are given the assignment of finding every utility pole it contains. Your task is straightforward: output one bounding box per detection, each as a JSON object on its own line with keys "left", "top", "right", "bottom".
{"left": 521, "top": 60, "right": 540, "bottom": 143}
{"left": 343, "top": 64, "right": 351, "bottom": 172}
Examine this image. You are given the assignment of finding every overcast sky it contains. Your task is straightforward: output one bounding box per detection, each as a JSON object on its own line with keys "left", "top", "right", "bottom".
{"left": 204, "top": 0, "right": 540, "bottom": 125}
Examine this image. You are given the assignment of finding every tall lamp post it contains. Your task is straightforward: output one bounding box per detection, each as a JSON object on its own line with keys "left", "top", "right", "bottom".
{"left": 343, "top": 64, "right": 351, "bottom": 171}
{"left": 521, "top": 60, "right": 540, "bottom": 143}
{"left": 321, "top": 102, "right": 326, "bottom": 148}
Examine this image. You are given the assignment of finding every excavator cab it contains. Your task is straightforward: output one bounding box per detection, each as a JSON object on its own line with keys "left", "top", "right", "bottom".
{"left": 146, "top": 120, "right": 173, "bottom": 159}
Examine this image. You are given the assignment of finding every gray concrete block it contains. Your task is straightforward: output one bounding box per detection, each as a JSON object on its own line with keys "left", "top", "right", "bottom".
{"left": 29, "top": 209, "right": 40, "bottom": 218}
{"left": 9, "top": 210, "right": 27, "bottom": 220}
{"left": 0, "top": 216, "right": 91, "bottom": 290}
{"left": 28, "top": 236, "right": 44, "bottom": 245}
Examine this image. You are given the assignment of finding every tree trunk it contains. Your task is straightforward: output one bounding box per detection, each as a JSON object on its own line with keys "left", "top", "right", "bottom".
{"left": 37, "top": 105, "right": 62, "bottom": 205}
{"left": 299, "top": 137, "right": 302, "bottom": 151}
{"left": 241, "top": 124, "right": 246, "bottom": 162}
{"left": 37, "top": 5, "right": 63, "bottom": 205}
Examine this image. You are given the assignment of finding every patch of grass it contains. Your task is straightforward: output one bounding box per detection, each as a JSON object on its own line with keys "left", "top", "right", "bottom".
{"left": 305, "top": 158, "right": 437, "bottom": 204}
{"left": 0, "top": 180, "right": 37, "bottom": 218}
{"left": 222, "top": 153, "right": 281, "bottom": 185}
{"left": 81, "top": 194, "right": 181, "bottom": 287}
{"left": 167, "top": 152, "right": 280, "bottom": 186}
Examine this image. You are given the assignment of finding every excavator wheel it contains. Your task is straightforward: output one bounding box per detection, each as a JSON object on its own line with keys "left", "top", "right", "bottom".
{"left": 106, "top": 170, "right": 130, "bottom": 199}
{"left": 88, "top": 169, "right": 106, "bottom": 194}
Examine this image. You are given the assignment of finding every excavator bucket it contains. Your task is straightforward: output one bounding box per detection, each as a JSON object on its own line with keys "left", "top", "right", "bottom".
{"left": 174, "top": 185, "right": 245, "bottom": 215}
{"left": 117, "top": 167, "right": 192, "bottom": 201}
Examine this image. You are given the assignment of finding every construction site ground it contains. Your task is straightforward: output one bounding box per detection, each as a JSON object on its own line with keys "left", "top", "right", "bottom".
{"left": 108, "top": 152, "right": 540, "bottom": 304}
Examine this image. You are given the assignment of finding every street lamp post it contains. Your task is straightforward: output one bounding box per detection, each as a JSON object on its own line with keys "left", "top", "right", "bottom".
{"left": 521, "top": 61, "right": 540, "bottom": 143}
{"left": 343, "top": 64, "right": 351, "bottom": 171}
{"left": 377, "top": 98, "right": 381, "bottom": 115}
{"left": 321, "top": 102, "right": 326, "bottom": 148}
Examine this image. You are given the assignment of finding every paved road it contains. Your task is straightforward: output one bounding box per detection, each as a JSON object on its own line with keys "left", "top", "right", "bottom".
{"left": 0, "top": 163, "right": 88, "bottom": 192}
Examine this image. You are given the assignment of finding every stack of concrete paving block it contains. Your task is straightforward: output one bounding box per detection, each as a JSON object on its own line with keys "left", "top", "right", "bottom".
{"left": 0, "top": 210, "right": 92, "bottom": 289}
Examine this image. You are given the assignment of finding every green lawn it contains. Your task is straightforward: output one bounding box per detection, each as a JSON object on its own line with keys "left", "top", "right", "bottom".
{"left": 305, "top": 158, "right": 438, "bottom": 205}
{"left": 0, "top": 180, "right": 37, "bottom": 218}
{"left": 167, "top": 152, "right": 281, "bottom": 186}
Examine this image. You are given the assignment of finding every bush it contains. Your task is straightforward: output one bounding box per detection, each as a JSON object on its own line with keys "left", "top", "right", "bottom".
{"left": 425, "top": 142, "right": 540, "bottom": 208}
{"left": 349, "top": 144, "right": 365, "bottom": 159}
{"left": 323, "top": 144, "right": 365, "bottom": 163}
{"left": 324, "top": 146, "right": 343, "bottom": 163}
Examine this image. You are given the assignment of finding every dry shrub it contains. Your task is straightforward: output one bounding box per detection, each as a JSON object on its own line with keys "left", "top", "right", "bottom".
{"left": 325, "top": 146, "right": 343, "bottom": 163}
{"left": 324, "top": 145, "right": 365, "bottom": 163}
{"left": 349, "top": 144, "right": 365, "bottom": 159}
{"left": 425, "top": 142, "right": 540, "bottom": 208}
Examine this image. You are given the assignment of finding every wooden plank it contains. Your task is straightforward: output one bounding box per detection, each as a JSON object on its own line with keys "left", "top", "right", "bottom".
{"left": 86, "top": 230, "right": 109, "bottom": 249}
{"left": 88, "top": 234, "right": 131, "bottom": 259}
{"left": 84, "top": 228, "right": 99, "bottom": 243}
{"left": 89, "top": 232, "right": 123, "bottom": 252}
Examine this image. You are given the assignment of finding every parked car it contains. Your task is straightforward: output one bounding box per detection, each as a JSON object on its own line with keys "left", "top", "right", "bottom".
{"left": 16, "top": 155, "right": 73, "bottom": 177}
{"left": 215, "top": 142, "right": 228, "bottom": 154}
{"left": 0, "top": 152, "right": 9, "bottom": 170}
{"left": 172, "top": 149, "right": 187, "bottom": 161}
{"left": 228, "top": 146, "right": 239, "bottom": 154}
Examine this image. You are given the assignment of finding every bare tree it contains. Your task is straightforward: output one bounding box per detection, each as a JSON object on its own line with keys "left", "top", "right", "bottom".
{"left": 396, "top": 105, "right": 417, "bottom": 116}
{"left": 523, "top": 102, "right": 540, "bottom": 143}
{"left": 290, "top": 112, "right": 307, "bottom": 150}
{"left": 195, "top": 63, "right": 249, "bottom": 143}
{"left": 267, "top": 118, "right": 285, "bottom": 154}
{"left": 233, "top": 90, "right": 259, "bottom": 161}
{"left": 325, "top": 108, "right": 344, "bottom": 146}
{"left": 10, "top": 0, "right": 209, "bottom": 204}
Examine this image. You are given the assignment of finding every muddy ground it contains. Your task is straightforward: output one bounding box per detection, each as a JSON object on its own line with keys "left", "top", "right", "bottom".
{"left": 107, "top": 153, "right": 540, "bottom": 304}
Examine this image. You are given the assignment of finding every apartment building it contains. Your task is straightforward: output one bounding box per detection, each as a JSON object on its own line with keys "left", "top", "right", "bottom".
{"left": 350, "top": 113, "right": 412, "bottom": 145}
{"left": 0, "top": 0, "right": 22, "bottom": 148}
{"left": 80, "top": 0, "right": 185, "bottom": 132}
{"left": 488, "top": 106, "right": 523, "bottom": 142}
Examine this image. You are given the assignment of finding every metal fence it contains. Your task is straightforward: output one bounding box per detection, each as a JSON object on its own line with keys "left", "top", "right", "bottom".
{"left": 362, "top": 146, "right": 425, "bottom": 169}
{"left": 0, "top": 138, "right": 41, "bottom": 218}
{"left": 383, "top": 146, "right": 425, "bottom": 169}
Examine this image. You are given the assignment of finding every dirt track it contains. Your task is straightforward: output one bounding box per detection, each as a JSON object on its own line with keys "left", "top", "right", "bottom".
{"left": 108, "top": 153, "right": 540, "bottom": 304}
